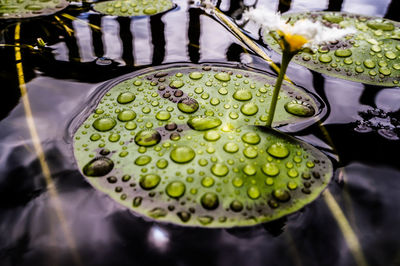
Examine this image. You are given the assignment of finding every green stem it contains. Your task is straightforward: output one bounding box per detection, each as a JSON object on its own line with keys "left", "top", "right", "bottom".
{"left": 266, "top": 52, "right": 294, "bottom": 127}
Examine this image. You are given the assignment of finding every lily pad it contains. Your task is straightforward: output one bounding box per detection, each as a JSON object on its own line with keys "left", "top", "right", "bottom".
{"left": 262, "top": 12, "right": 400, "bottom": 87}
{"left": 0, "top": 0, "right": 69, "bottom": 19}
{"left": 72, "top": 64, "right": 332, "bottom": 227}
{"left": 93, "top": 0, "right": 174, "bottom": 17}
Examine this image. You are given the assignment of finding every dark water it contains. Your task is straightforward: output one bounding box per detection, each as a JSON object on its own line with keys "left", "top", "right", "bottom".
{"left": 1, "top": 0, "right": 400, "bottom": 265}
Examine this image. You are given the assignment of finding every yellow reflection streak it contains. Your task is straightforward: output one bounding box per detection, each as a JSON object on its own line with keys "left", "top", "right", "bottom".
{"left": 14, "top": 23, "right": 82, "bottom": 266}
{"left": 54, "top": 15, "right": 74, "bottom": 36}
{"left": 61, "top": 13, "right": 102, "bottom": 31}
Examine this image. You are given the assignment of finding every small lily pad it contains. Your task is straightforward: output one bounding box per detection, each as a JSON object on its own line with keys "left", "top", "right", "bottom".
{"left": 262, "top": 12, "right": 400, "bottom": 87}
{"left": 93, "top": 0, "right": 174, "bottom": 17}
{"left": 72, "top": 64, "right": 331, "bottom": 227}
{"left": 0, "top": 0, "right": 69, "bottom": 19}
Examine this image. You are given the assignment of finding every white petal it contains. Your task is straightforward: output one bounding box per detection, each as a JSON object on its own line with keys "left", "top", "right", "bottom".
{"left": 243, "top": 7, "right": 285, "bottom": 31}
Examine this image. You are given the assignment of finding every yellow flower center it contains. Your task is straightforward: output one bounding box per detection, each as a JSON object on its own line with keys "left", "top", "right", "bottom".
{"left": 278, "top": 31, "right": 309, "bottom": 53}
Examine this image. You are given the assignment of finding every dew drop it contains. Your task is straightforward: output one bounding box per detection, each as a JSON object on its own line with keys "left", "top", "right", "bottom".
{"left": 83, "top": 157, "right": 114, "bottom": 177}
{"left": 135, "top": 155, "right": 152, "bottom": 166}
{"left": 117, "top": 92, "right": 135, "bottom": 104}
{"left": 318, "top": 54, "right": 332, "bottom": 63}
{"left": 133, "top": 196, "right": 142, "bottom": 207}
{"left": 204, "top": 130, "right": 221, "bottom": 141}
{"left": 247, "top": 186, "right": 261, "bottom": 199}
{"left": 262, "top": 162, "right": 280, "bottom": 176}
{"left": 170, "top": 146, "right": 195, "bottom": 163}
{"left": 243, "top": 164, "right": 257, "bottom": 176}
{"left": 243, "top": 147, "right": 258, "bottom": 159}
{"left": 287, "top": 181, "right": 298, "bottom": 190}
{"left": 134, "top": 129, "right": 161, "bottom": 147}
{"left": 355, "top": 66, "right": 364, "bottom": 73}
{"left": 133, "top": 80, "right": 142, "bottom": 86}
{"left": 284, "top": 100, "right": 315, "bottom": 117}
{"left": 210, "top": 98, "right": 220, "bottom": 106}
{"left": 26, "top": 4, "right": 43, "bottom": 10}
{"left": 211, "top": 163, "right": 229, "bottom": 177}
{"left": 379, "top": 67, "right": 391, "bottom": 76}
{"left": 322, "top": 14, "right": 343, "bottom": 23}
{"left": 288, "top": 169, "right": 299, "bottom": 178}
{"left": 198, "top": 216, "right": 213, "bottom": 225}
{"left": 201, "top": 176, "right": 215, "bottom": 187}
{"left": 118, "top": 110, "right": 136, "bottom": 121}
{"left": 214, "top": 72, "right": 231, "bottom": 82}
{"left": 166, "top": 181, "right": 186, "bottom": 198}
{"left": 364, "top": 59, "right": 376, "bottom": 69}
{"left": 170, "top": 80, "right": 184, "bottom": 89}
{"left": 267, "top": 143, "right": 289, "bottom": 158}
{"left": 143, "top": 7, "right": 157, "bottom": 15}
{"left": 385, "top": 51, "right": 397, "bottom": 60}
{"left": 229, "top": 112, "right": 239, "bottom": 119}
{"left": 240, "top": 103, "right": 258, "bottom": 116}
{"left": 156, "top": 159, "right": 168, "bottom": 169}
{"left": 233, "top": 89, "right": 252, "bottom": 101}
{"left": 218, "top": 87, "right": 228, "bottom": 95}
{"left": 371, "top": 45, "right": 382, "bottom": 53}
{"left": 189, "top": 72, "right": 203, "bottom": 80}
{"left": 232, "top": 177, "right": 244, "bottom": 187}
{"left": 140, "top": 174, "right": 161, "bottom": 190}
{"left": 230, "top": 200, "right": 243, "bottom": 212}
{"left": 155, "top": 111, "right": 171, "bottom": 121}
{"left": 241, "top": 132, "right": 261, "bottom": 144}
{"left": 177, "top": 211, "right": 191, "bottom": 222}
{"left": 149, "top": 208, "right": 167, "bottom": 218}
{"left": 201, "top": 192, "right": 219, "bottom": 210}
{"left": 187, "top": 116, "right": 222, "bottom": 130}
{"left": 367, "top": 19, "right": 394, "bottom": 31}
{"left": 93, "top": 117, "right": 116, "bottom": 132}
{"left": 223, "top": 142, "right": 239, "bottom": 153}
{"left": 334, "top": 49, "right": 352, "bottom": 57}
{"left": 108, "top": 133, "right": 120, "bottom": 142}
{"left": 273, "top": 189, "right": 290, "bottom": 202}
{"left": 178, "top": 98, "right": 199, "bottom": 113}
{"left": 90, "top": 133, "right": 101, "bottom": 141}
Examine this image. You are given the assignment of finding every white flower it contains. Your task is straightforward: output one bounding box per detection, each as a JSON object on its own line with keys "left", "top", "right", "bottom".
{"left": 243, "top": 7, "right": 356, "bottom": 52}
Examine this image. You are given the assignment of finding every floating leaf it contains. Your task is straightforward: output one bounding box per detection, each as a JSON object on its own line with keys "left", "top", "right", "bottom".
{"left": 0, "top": 0, "right": 69, "bottom": 19}
{"left": 263, "top": 12, "right": 400, "bottom": 87}
{"left": 93, "top": 0, "right": 174, "bottom": 17}
{"left": 72, "top": 65, "right": 331, "bottom": 227}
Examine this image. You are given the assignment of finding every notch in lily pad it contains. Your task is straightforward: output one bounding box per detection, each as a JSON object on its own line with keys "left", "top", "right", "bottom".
{"left": 72, "top": 64, "right": 331, "bottom": 227}
{"left": 93, "top": 0, "right": 174, "bottom": 17}
{"left": 263, "top": 11, "right": 400, "bottom": 86}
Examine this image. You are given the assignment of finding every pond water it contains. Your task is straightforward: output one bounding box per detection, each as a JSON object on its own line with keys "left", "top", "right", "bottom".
{"left": 1, "top": 0, "right": 400, "bottom": 265}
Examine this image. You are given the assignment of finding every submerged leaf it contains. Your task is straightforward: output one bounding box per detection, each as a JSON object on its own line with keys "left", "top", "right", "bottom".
{"left": 263, "top": 12, "right": 400, "bottom": 87}
{"left": 72, "top": 65, "right": 331, "bottom": 227}
{"left": 93, "top": 0, "right": 174, "bottom": 17}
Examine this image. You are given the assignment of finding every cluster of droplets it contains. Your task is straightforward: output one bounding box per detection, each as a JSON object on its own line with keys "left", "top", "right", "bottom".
{"left": 267, "top": 12, "right": 400, "bottom": 86}
{"left": 74, "top": 66, "right": 329, "bottom": 227}
{"left": 93, "top": 0, "right": 173, "bottom": 17}
{"left": 0, "top": 0, "right": 67, "bottom": 18}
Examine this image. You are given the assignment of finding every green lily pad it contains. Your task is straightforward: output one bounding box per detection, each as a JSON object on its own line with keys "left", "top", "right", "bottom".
{"left": 93, "top": 0, "right": 174, "bottom": 17}
{"left": 262, "top": 12, "right": 400, "bottom": 87}
{"left": 0, "top": 0, "right": 69, "bottom": 19}
{"left": 72, "top": 64, "right": 332, "bottom": 227}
